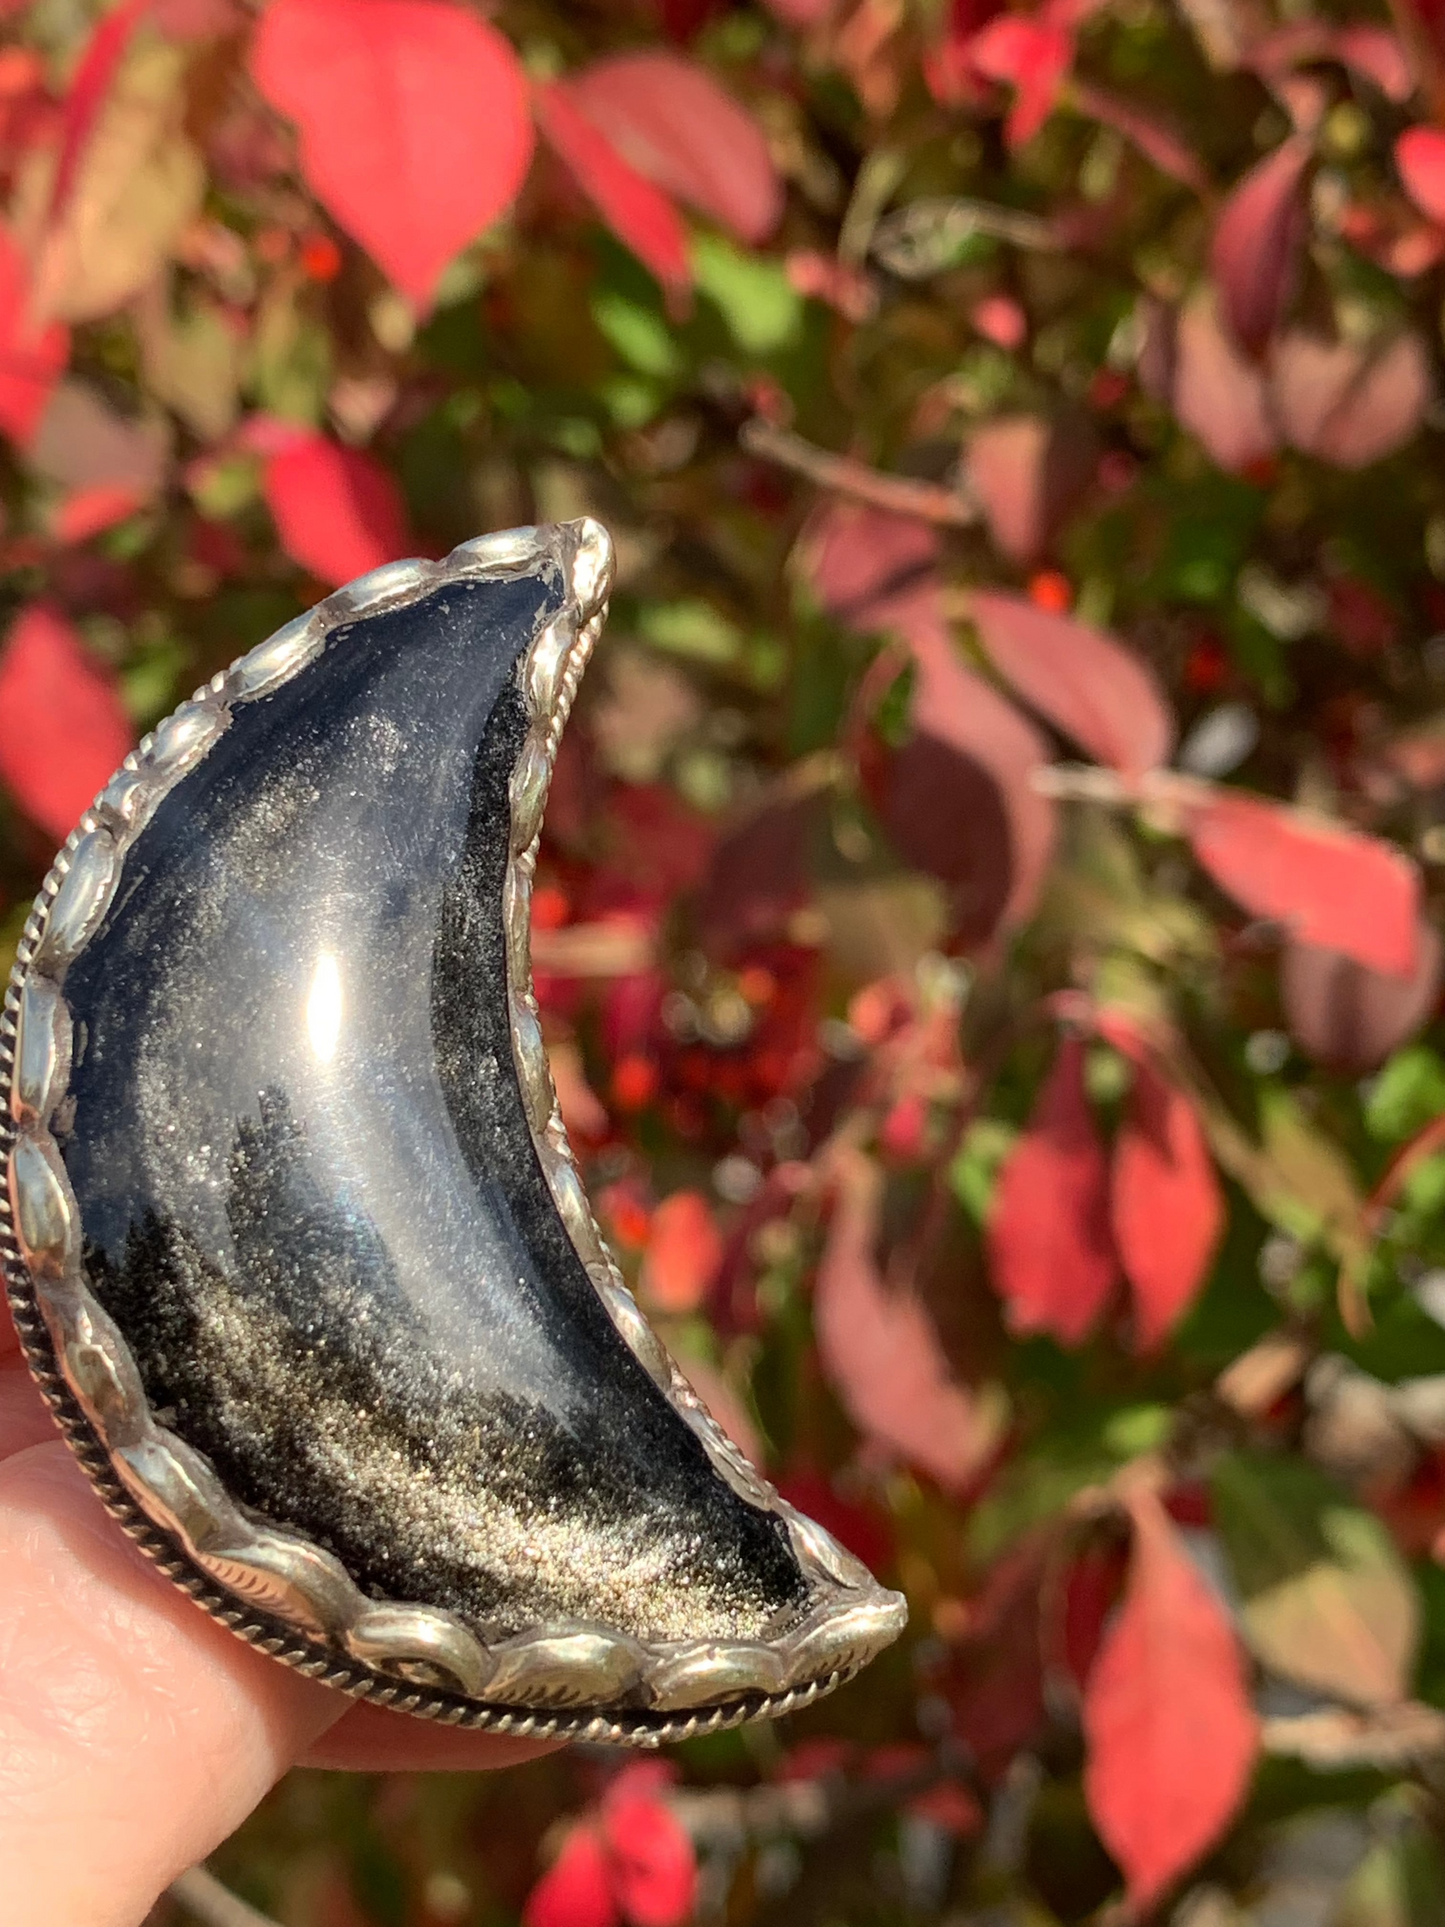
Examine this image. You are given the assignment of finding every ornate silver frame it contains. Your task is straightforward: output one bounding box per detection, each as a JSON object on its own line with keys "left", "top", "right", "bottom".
{"left": 0, "top": 519, "right": 905, "bottom": 1746}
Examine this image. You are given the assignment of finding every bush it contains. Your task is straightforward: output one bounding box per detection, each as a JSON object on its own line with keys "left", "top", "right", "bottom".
{"left": 4, "top": 0, "right": 1445, "bottom": 1921}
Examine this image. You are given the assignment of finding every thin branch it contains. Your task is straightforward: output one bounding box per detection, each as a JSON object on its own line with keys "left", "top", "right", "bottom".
{"left": 739, "top": 419, "right": 978, "bottom": 528}
{"left": 1262, "top": 1702, "right": 1445, "bottom": 1771}
{"left": 169, "top": 1867, "right": 283, "bottom": 1927}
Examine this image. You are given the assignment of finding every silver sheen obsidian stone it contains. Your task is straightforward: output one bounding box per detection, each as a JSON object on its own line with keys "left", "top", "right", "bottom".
{"left": 1, "top": 527, "right": 905, "bottom": 1735}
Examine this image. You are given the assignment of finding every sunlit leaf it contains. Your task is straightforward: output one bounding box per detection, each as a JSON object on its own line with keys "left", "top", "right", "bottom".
{"left": 1213, "top": 1452, "right": 1420, "bottom": 1707}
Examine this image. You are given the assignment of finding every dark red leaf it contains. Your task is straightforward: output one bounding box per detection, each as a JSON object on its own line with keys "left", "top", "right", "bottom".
{"left": 524, "top": 1826, "right": 619, "bottom": 1927}
{"left": 816, "top": 1149, "right": 1003, "bottom": 1492}
{"left": 1270, "top": 330, "right": 1430, "bottom": 469}
{"left": 969, "top": 590, "right": 1174, "bottom": 777}
{"left": 535, "top": 80, "right": 690, "bottom": 294}
{"left": 1083, "top": 1489, "right": 1257, "bottom": 1910}
{"left": 0, "top": 224, "right": 68, "bottom": 445}
{"left": 987, "top": 1035, "right": 1118, "bottom": 1345}
{"left": 1186, "top": 791, "right": 1421, "bottom": 979}
{"left": 601, "top": 1783, "right": 696, "bottom": 1927}
{"left": 263, "top": 434, "right": 409, "bottom": 587}
{"left": 1062, "top": 1539, "right": 1129, "bottom": 1689}
{"left": 946, "top": 1540, "right": 1049, "bottom": 1777}
{"left": 775, "top": 1468, "right": 896, "bottom": 1575}
{"left": 693, "top": 790, "right": 820, "bottom": 957}
{"left": 567, "top": 52, "right": 781, "bottom": 244}
{"left": 251, "top": 0, "right": 534, "bottom": 307}
{"left": 1398, "top": 126, "right": 1445, "bottom": 225}
{"left": 0, "top": 602, "right": 134, "bottom": 841}
{"left": 1172, "top": 291, "right": 1277, "bottom": 471}
{"left": 1070, "top": 80, "right": 1211, "bottom": 195}
{"left": 1110, "top": 1057, "right": 1224, "bottom": 1351}
{"left": 1281, "top": 920, "right": 1443, "bottom": 1073}
{"left": 1210, "top": 136, "right": 1311, "bottom": 356}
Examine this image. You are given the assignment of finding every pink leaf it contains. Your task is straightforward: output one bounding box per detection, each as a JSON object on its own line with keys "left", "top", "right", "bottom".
{"left": 524, "top": 1827, "right": 619, "bottom": 1927}
{"left": 898, "top": 610, "right": 1057, "bottom": 940}
{"left": 1397, "top": 126, "right": 1445, "bottom": 225}
{"left": 987, "top": 1035, "right": 1118, "bottom": 1345}
{"left": 964, "top": 415, "right": 1095, "bottom": 565}
{"left": 250, "top": 0, "right": 534, "bottom": 308}
{"left": 0, "top": 225, "right": 68, "bottom": 446}
{"left": 804, "top": 501, "right": 939, "bottom": 631}
{"left": 1110, "top": 1055, "right": 1224, "bottom": 1351}
{"left": 1210, "top": 136, "right": 1312, "bottom": 356}
{"left": 263, "top": 434, "right": 409, "bottom": 586}
{"left": 567, "top": 52, "right": 781, "bottom": 245}
{"left": 970, "top": 590, "right": 1175, "bottom": 777}
{"left": 641, "top": 1190, "right": 724, "bottom": 1313}
{"left": 1271, "top": 330, "right": 1430, "bottom": 469}
{"left": 535, "top": 80, "right": 690, "bottom": 295}
{"left": 816, "top": 1149, "right": 1002, "bottom": 1492}
{"left": 1186, "top": 791, "right": 1421, "bottom": 979}
{"left": 0, "top": 602, "right": 134, "bottom": 841}
{"left": 1083, "top": 1490, "right": 1258, "bottom": 1910}
{"left": 602, "top": 1784, "right": 697, "bottom": 1927}
{"left": 1172, "top": 290, "right": 1277, "bottom": 471}
{"left": 1281, "top": 920, "right": 1443, "bottom": 1074}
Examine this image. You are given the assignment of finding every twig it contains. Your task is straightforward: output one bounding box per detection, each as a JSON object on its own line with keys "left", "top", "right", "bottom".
{"left": 739, "top": 419, "right": 978, "bottom": 528}
{"left": 1261, "top": 1702, "right": 1445, "bottom": 1771}
{"left": 169, "top": 1867, "right": 283, "bottom": 1927}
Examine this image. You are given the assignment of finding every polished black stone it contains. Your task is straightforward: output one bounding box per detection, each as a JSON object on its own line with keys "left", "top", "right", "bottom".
{"left": 57, "top": 572, "right": 807, "bottom": 1646}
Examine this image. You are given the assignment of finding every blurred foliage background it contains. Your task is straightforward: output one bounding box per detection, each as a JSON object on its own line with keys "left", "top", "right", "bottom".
{"left": 5, "top": 0, "right": 1445, "bottom": 1922}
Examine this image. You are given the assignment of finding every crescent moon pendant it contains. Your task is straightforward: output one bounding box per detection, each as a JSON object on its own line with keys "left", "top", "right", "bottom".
{"left": 0, "top": 521, "right": 905, "bottom": 1744}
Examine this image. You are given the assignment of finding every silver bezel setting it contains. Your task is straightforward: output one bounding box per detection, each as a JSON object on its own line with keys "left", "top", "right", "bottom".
{"left": 0, "top": 519, "right": 905, "bottom": 1746}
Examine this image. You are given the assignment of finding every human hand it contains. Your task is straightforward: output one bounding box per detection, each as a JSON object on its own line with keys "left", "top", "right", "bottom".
{"left": 0, "top": 1302, "right": 558, "bottom": 1927}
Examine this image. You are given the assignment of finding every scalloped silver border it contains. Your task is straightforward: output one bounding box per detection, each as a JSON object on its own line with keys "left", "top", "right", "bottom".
{"left": 0, "top": 519, "right": 905, "bottom": 1742}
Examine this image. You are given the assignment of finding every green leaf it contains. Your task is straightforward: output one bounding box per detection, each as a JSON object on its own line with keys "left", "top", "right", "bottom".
{"left": 692, "top": 234, "right": 802, "bottom": 355}
{"left": 591, "top": 289, "right": 681, "bottom": 379}
{"left": 1366, "top": 1048, "right": 1445, "bottom": 1145}
{"left": 1213, "top": 1451, "right": 1419, "bottom": 1707}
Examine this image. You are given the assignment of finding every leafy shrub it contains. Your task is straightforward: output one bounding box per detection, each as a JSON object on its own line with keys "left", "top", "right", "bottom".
{"left": 4, "top": 0, "right": 1445, "bottom": 1921}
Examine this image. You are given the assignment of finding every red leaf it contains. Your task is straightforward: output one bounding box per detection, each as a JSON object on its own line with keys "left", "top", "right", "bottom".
{"left": 816, "top": 1149, "right": 1003, "bottom": 1492}
{"left": 0, "top": 225, "right": 68, "bottom": 445}
{"left": 535, "top": 81, "right": 690, "bottom": 294}
{"left": 1398, "top": 126, "right": 1445, "bottom": 225}
{"left": 567, "top": 53, "right": 781, "bottom": 245}
{"left": 1270, "top": 330, "right": 1429, "bottom": 469}
{"left": 1110, "top": 1057, "right": 1224, "bottom": 1351}
{"left": 601, "top": 1787, "right": 697, "bottom": 1927}
{"left": 1083, "top": 1490, "right": 1257, "bottom": 1910}
{"left": 969, "top": 16, "right": 1073, "bottom": 147}
{"left": 263, "top": 435, "right": 409, "bottom": 586}
{"left": 48, "top": 0, "right": 150, "bottom": 229}
{"left": 1210, "top": 136, "right": 1311, "bottom": 356}
{"left": 524, "top": 1827, "right": 619, "bottom": 1927}
{"left": 641, "top": 1190, "right": 724, "bottom": 1313}
{"left": 987, "top": 1035, "right": 1117, "bottom": 1345}
{"left": 969, "top": 591, "right": 1174, "bottom": 777}
{"left": 1186, "top": 791, "right": 1421, "bottom": 979}
{"left": 1281, "top": 920, "right": 1443, "bottom": 1074}
{"left": 250, "top": 0, "right": 533, "bottom": 307}
{"left": 1172, "top": 291, "right": 1277, "bottom": 472}
{"left": 0, "top": 602, "right": 134, "bottom": 841}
